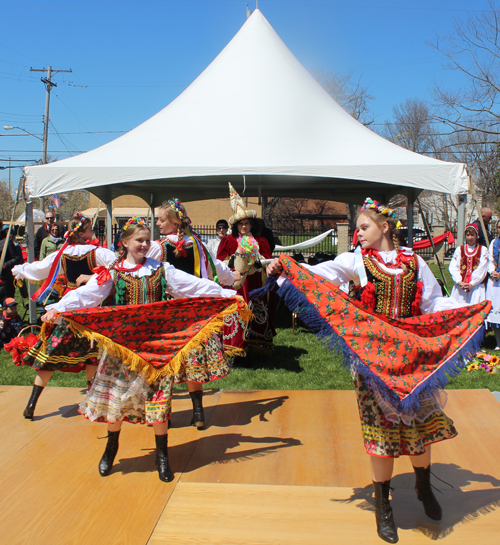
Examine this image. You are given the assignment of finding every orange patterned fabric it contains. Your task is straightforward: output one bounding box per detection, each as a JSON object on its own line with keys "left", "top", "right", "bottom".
{"left": 53, "top": 296, "right": 250, "bottom": 382}
{"left": 277, "top": 255, "right": 490, "bottom": 411}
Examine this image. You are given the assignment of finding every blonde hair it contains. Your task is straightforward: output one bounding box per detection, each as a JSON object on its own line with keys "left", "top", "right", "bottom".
{"left": 117, "top": 223, "right": 151, "bottom": 259}
{"left": 357, "top": 208, "right": 401, "bottom": 252}
{"left": 159, "top": 200, "right": 189, "bottom": 257}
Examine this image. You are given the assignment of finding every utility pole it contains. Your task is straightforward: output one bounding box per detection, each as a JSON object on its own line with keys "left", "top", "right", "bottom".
{"left": 30, "top": 66, "right": 72, "bottom": 164}
{"left": 30, "top": 65, "right": 72, "bottom": 211}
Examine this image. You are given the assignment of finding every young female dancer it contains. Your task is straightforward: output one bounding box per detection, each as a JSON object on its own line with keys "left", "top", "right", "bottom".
{"left": 267, "top": 199, "right": 469, "bottom": 543}
{"left": 449, "top": 224, "right": 488, "bottom": 305}
{"left": 148, "top": 199, "right": 239, "bottom": 429}
{"left": 42, "top": 218, "right": 237, "bottom": 481}
{"left": 12, "top": 213, "right": 116, "bottom": 419}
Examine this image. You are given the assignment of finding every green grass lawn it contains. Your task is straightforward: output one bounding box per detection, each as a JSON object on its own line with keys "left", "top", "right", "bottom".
{"left": 2, "top": 262, "right": 498, "bottom": 393}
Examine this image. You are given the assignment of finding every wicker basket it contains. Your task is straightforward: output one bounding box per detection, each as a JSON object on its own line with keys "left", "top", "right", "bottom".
{"left": 17, "top": 325, "right": 41, "bottom": 338}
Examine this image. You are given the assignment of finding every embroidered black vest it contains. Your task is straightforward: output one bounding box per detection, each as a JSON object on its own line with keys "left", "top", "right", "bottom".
{"left": 111, "top": 264, "right": 167, "bottom": 306}
{"left": 61, "top": 250, "right": 98, "bottom": 290}
{"left": 356, "top": 254, "right": 420, "bottom": 319}
{"left": 159, "top": 238, "right": 195, "bottom": 275}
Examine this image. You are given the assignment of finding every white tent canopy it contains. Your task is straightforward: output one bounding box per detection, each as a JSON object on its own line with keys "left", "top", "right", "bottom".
{"left": 23, "top": 9, "right": 469, "bottom": 205}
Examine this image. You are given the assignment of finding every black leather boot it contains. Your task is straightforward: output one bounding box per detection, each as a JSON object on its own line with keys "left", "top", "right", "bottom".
{"left": 23, "top": 385, "right": 44, "bottom": 420}
{"left": 155, "top": 434, "right": 174, "bottom": 482}
{"left": 373, "top": 480, "right": 399, "bottom": 543}
{"left": 99, "top": 430, "right": 120, "bottom": 476}
{"left": 189, "top": 390, "right": 204, "bottom": 429}
{"left": 414, "top": 465, "right": 442, "bottom": 520}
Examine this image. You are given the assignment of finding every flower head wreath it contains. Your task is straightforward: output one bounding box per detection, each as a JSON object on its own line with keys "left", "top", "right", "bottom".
{"left": 122, "top": 216, "right": 148, "bottom": 232}
{"left": 169, "top": 198, "right": 190, "bottom": 226}
{"left": 64, "top": 212, "right": 87, "bottom": 239}
{"left": 361, "top": 198, "right": 402, "bottom": 229}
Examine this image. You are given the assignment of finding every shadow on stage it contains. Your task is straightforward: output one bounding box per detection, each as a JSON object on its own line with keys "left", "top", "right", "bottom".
{"left": 171, "top": 391, "right": 290, "bottom": 428}
{"left": 332, "top": 463, "right": 500, "bottom": 540}
{"left": 108, "top": 433, "right": 302, "bottom": 476}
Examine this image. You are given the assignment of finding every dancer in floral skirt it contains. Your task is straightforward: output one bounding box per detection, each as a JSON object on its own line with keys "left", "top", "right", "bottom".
{"left": 267, "top": 199, "right": 488, "bottom": 543}
{"left": 42, "top": 218, "right": 240, "bottom": 481}
{"left": 148, "top": 199, "right": 239, "bottom": 429}
{"left": 12, "top": 213, "right": 116, "bottom": 419}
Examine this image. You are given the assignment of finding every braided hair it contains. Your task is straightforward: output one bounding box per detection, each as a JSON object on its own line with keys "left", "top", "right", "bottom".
{"left": 159, "top": 200, "right": 189, "bottom": 258}
{"left": 66, "top": 214, "right": 92, "bottom": 245}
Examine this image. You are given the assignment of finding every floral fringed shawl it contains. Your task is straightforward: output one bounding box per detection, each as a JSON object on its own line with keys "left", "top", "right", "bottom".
{"left": 39, "top": 296, "right": 251, "bottom": 383}
{"left": 272, "top": 255, "right": 490, "bottom": 413}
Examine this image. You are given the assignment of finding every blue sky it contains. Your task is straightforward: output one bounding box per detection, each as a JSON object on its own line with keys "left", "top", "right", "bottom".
{"left": 0, "top": 0, "right": 492, "bottom": 179}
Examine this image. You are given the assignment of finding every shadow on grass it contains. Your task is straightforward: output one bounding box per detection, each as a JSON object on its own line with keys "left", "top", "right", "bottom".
{"left": 232, "top": 344, "right": 307, "bottom": 373}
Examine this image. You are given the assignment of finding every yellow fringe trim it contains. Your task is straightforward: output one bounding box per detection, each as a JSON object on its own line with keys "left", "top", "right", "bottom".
{"left": 63, "top": 301, "right": 252, "bottom": 384}
{"left": 223, "top": 346, "right": 247, "bottom": 358}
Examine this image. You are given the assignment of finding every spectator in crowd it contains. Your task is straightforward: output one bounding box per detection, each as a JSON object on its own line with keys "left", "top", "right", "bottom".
{"left": 0, "top": 297, "right": 23, "bottom": 349}
{"left": 449, "top": 224, "right": 488, "bottom": 305}
{"left": 472, "top": 207, "right": 493, "bottom": 247}
{"left": 206, "top": 219, "right": 229, "bottom": 255}
{"left": 255, "top": 218, "right": 277, "bottom": 252}
{"left": 0, "top": 221, "right": 24, "bottom": 304}
{"left": 40, "top": 223, "right": 64, "bottom": 260}
{"left": 34, "top": 212, "right": 55, "bottom": 259}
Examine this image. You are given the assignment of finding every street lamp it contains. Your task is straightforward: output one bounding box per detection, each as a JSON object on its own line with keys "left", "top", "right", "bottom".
{"left": 3, "top": 125, "right": 43, "bottom": 141}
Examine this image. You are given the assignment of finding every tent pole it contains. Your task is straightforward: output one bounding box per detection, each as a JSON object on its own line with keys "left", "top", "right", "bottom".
{"left": 106, "top": 189, "right": 113, "bottom": 248}
{"left": 468, "top": 176, "right": 489, "bottom": 247}
{"left": 407, "top": 189, "right": 414, "bottom": 249}
{"left": 149, "top": 193, "right": 156, "bottom": 238}
{"left": 417, "top": 198, "right": 449, "bottom": 295}
{"left": 26, "top": 199, "right": 37, "bottom": 324}
{"left": 457, "top": 194, "right": 467, "bottom": 246}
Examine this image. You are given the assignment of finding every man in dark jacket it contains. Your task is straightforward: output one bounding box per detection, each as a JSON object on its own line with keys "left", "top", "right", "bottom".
{"left": 0, "top": 223, "right": 24, "bottom": 304}
{"left": 472, "top": 207, "right": 493, "bottom": 247}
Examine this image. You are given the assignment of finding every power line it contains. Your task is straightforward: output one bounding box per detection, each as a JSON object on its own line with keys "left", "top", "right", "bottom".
{"left": 0, "top": 2, "right": 488, "bottom": 12}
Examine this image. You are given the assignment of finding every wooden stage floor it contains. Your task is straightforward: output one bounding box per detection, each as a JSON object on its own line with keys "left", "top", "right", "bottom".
{"left": 1, "top": 386, "right": 500, "bottom": 544}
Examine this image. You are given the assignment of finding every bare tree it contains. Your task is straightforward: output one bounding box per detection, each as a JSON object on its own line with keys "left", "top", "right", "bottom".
{"left": 384, "top": 98, "right": 441, "bottom": 154}
{"left": 265, "top": 197, "right": 346, "bottom": 231}
{"left": 0, "top": 179, "right": 15, "bottom": 221}
{"left": 311, "top": 68, "right": 375, "bottom": 126}
{"left": 265, "top": 69, "right": 373, "bottom": 229}
{"left": 383, "top": 99, "right": 465, "bottom": 229}
{"left": 56, "top": 190, "right": 91, "bottom": 221}
{"left": 429, "top": 1, "right": 500, "bottom": 139}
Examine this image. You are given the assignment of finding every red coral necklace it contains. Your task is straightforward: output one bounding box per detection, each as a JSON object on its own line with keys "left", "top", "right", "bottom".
{"left": 114, "top": 258, "right": 146, "bottom": 272}
{"left": 362, "top": 248, "right": 411, "bottom": 270}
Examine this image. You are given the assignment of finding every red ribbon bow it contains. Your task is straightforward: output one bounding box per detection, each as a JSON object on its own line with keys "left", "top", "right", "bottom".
{"left": 92, "top": 266, "right": 111, "bottom": 285}
{"left": 175, "top": 239, "right": 187, "bottom": 257}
